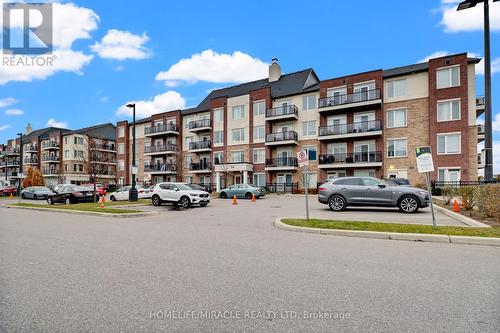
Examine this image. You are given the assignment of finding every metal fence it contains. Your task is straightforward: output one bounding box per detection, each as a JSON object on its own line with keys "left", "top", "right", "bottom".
{"left": 265, "top": 182, "right": 299, "bottom": 194}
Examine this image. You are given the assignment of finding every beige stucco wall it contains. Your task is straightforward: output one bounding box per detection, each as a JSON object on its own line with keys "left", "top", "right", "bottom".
{"left": 227, "top": 94, "right": 250, "bottom": 146}
{"left": 384, "top": 72, "right": 429, "bottom": 103}
{"left": 467, "top": 64, "right": 477, "bottom": 126}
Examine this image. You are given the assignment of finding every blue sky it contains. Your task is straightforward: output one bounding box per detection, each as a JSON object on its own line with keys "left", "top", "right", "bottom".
{"left": 0, "top": 0, "right": 499, "bottom": 170}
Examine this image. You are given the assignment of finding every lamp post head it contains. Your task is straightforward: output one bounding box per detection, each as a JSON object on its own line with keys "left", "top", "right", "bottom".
{"left": 126, "top": 103, "right": 135, "bottom": 108}
{"left": 457, "top": 0, "right": 498, "bottom": 11}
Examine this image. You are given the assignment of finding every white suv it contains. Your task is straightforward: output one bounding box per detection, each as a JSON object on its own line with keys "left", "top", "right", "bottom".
{"left": 151, "top": 182, "right": 210, "bottom": 208}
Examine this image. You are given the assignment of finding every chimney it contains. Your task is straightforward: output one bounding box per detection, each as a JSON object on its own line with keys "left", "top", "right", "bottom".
{"left": 25, "top": 123, "right": 33, "bottom": 134}
{"left": 268, "top": 57, "right": 281, "bottom": 82}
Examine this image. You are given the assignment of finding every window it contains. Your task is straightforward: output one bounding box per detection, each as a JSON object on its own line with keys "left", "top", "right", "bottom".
{"left": 437, "top": 133, "right": 461, "bottom": 154}
{"left": 437, "top": 100, "right": 460, "bottom": 121}
{"left": 387, "top": 139, "right": 408, "bottom": 157}
{"left": 214, "top": 130, "right": 224, "bottom": 145}
{"left": 213, "top": 108, "right": 223, "bottom": 122}
{"left": 214, "top": 152, "right": 224, "bottom": 164}
{"left": 118, "top": 143, "right": 125, "bottom": 154}
{"left": 231, "top": 151, "right": 244, "bottom": 163}
{"left": 437, "top": 66, "right": 460, "bottom": 89}
{"left": 353, "top": 170, "right": 376, "bottom": 177}
{"left": 74, "top": 137, "right": 83, "bottom": 145}
{"left": 343, "top": 178, "right": 364, "bottom": 186}
{"left": 302, "top": 95, "right": 317, "bottom": 110}
{"left": 253, "top": 101, "right": 265, "bottom": 116}
{"left": 438, "top": 168, "right": 461, "bottom": 182}
{"left": 387, "top": 79, "right": 406, "bottom": 98}
{"left": 302, "top": 146, "right": 317, "bottom": 161}
{"left": 253, "top": 126, "right": 265, "bottom": 140}
{"left": 64, "top": 137, "right": 68, "bottom": 144}
{"left": 302, "top": 121, "right": 317, "bottom": 136}
{"left": 64, "top": 150, "right": 69, "bottom": 158}
{"left": 118, "top": 127, "right": 125, "bottom": 138}
{"left": 232, "top": 105, "right": 244, "bottom": 119}
{"left": 387, "top": 109, "right": 407, "bottom": 128}
{"left": 117, "top": 160, "right": 124, "bottom": 171}
{"left": 253, "top": 173, "right": 265, "bottom": 187}
{"left": 232, "top": 128, "right": 245, "bottom": 142}
{"left": 185, "top": 136, "right": 193, "bottom": 147}
{"left": 253, "top": 148, "right": 265, "bottom": 164}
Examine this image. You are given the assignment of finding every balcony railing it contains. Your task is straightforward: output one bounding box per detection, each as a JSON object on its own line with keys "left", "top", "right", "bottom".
{"left": 24, "top": 158, "right": 38, "bottom": 164}
{"left": 145, "top": 123, "right": 179, "bottom": 135}
{"left": 266, "top": 105, "right": 298, "bottom": 118}
{"left": 189, "top": 162, "right": 212, "bottom": 171}
{"left": 144, "top": 163, "right": 176, "bottom": 172}
{"left": 5, "top": 159, "right": 20, "bottom": 167}
{"left": 266, "top": 130, "right": 298, "bottom": 143}
{"left": 188, "top": 119, "right": 211, "bottom": 130}
{"left": 42, "top": 168, "right": 58, "bottom": 175}
{"left": 145, "top": 143, "right": 178, "bottom": 154}
{"left": 319, "top": 152, "right": 383, "bottom": 165}
{"left": 265, "top": 157, "right": 298, "bottom": 168}
{"left": 41, "top": 141, "right": 60, "bottom": 149}
{"left": 42, "top": 155, "right": 60, "bottom": 162}
{"left": 189, "top": 141, "right": 211, "bottom": 150}
{"left": 5, "top": 147, "right": 20, "bottom": 155}
{"left": 319, "top": 120, "right": 382, "bottom": 137}
{"left": 318, "top": 89, "right": 381, "bottom": 109}
{"left": 93, "top": 143, "right": 116, "bottom": 151}
{"left": 25, "top": 145, "right": 38, "bottom": 152}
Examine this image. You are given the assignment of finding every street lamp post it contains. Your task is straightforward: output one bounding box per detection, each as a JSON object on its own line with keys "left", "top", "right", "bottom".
{"left": 126, "top": 103, "right": 138, "bottom": 202}
{"left": 457, "top": 0, "right": 498, "bottom": 180}
{"left": 17, "top": 132, "right": 23, "bottom": 201}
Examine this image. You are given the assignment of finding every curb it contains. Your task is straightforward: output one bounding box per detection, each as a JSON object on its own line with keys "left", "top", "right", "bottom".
{"left": 274, "top": 218, "right": 500, "bottom": 247}
{"left": 432, "top": 204, "right": 491, "bottom": 228}
{"left": 2, "top": 204, "right": 158, "bottom": 218}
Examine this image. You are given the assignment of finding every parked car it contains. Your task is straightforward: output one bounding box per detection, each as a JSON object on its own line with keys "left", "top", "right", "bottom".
{"left": 109, "top": 185, "right": 153, "bottom": 201}
{"left": 81, "top": 183, "right": 107, "bottom": 197}
{"left": 151, "top": 182, "right": 210, "bottom": 208}
{"left": 21, "top": 186, "right": 54, "bottom": 200}
{"left": 219, "top": 184, "right": 265, "bottom": 199}
{"left": 47, "top": 184, "right": 99, "bottom": 205}
{"left": 0, "top": 185, "right": 17, "bottom": 196}
{"left": 318, "top": 177, "right": 429, "bottom": 213}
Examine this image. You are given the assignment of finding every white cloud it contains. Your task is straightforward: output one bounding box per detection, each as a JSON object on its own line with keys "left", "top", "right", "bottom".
{"left": 5, "top": 108, "right": 23, "bottom": 116}
{"left": 477, "top": 140, "right": 500, "bottom": 175}
{"left": 418, "top": 51, "right": 450, "bottom": 63}
{"left": 46, "top": 119, "right": 68, "bottom": 128}
{"left": 114, "top": 65, "right": 125, "bottom": 72}
{"left": 0, "top": 2, "right": 98, "bottom": 85}
{"left": 439, "top": 0, "right": 500, "bottom": 32}
{"left": 116, "top": 91, "right": 186, "bottom": 118}
{"left": 156, "top": 49, "right": 268, "bottom": 86}
{"left": 0, "top": 97, "right": 18, "bottom": 108}
{"left": 493, "top": 113, "right": 500, "bottom": 132}
{"left": 417, "top": 51, "right": 500, "bottom": 76}
{"left": 0, "top": 124, "right": 11, "bottom": 132}
{"left": 91, "top": 29, "right": 151, "bottom": 60}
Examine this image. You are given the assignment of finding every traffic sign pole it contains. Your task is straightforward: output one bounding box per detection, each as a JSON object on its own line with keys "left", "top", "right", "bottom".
{"left": 304, "top": 166, "right": 309, "bottom": 221}
{"left": 297, "top": 150, "right": 310, "bottom": 221}
{"left": 416, "top": 146, "right": 437, "bottom": 227}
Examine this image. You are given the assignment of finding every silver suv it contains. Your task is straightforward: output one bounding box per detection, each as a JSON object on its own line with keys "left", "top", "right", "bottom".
{"left": 151, "top": 182, "right": 210, "bottom": 208}
{"left": 318, "top": 177, "right": 429, "bottom": 213}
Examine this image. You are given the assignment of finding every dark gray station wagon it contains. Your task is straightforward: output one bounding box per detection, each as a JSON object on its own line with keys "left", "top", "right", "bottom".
{"left": 318, "top": 177, "right": 430, "bottom": 213}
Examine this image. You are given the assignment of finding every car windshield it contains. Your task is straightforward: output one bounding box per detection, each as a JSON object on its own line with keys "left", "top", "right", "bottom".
{"left": 177, "top": 184, "right": 193, "bottom": 191}
{"left": 34, "top": 187, "right": 50, "bottom": 191}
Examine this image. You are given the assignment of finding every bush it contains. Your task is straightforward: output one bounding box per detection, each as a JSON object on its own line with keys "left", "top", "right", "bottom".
{"left": 22, "top": 167, "right": 45, "bottom": 188}
{"left": 441, "top": 186, "right": 456, "bottom": 205}
{"left": 457, "top": 186, "right": 477, "bottom": 211}
{"left": 476, "top": 184, "right": 500, "bottom": 219}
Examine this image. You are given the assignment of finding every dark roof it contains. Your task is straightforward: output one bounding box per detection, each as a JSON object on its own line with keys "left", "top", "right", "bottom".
{"left": 183, "top": 68, "right": 320, "bottom": 115}
{"left": 69, "top": 123, "right": 116, "bottom": 140}
{"left": 383, "top": 56, "right": 482, "bottom": 79}
{"left": 22, "top": 127, "right": 71, "bottom": 142}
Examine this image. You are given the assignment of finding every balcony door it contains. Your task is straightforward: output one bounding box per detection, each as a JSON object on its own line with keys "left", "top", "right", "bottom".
{"left": 353, "top": 112, "right": 375, "bottom": 132}
{"left": 353, "top": 82, "right": 375, "bottom": 102}
{"left": 354, "top": 140, "right": 376, "bottom": 162}
{"left": 326, "top": 87, "right": 347, "bottom": 105}
{"left": 327, "top": 115, "right": 347, "bottom": 135}
{"left": 277, "top": 149, "right": 292, "bottom": 166}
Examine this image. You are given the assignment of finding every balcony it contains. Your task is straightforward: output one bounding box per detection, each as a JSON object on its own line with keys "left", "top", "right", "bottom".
{"left": 5, "top": 148, "right": 20, "bottom": 156}
{"left": 90, "top": 158, "right": 117, "bottom": 165}
{"left": 318, "top": 89, "right": 381, "bottom": 112}
{"left": 188, "top": 162, "right": 212, "bottom": 173}
{"left": 25, "top": 145, "right": 38, "bottom": 153}
{"left": 92, "top": 143, "right": 116, "bottom": 152}
{"left": 144, "top": 143, "right": 178, "bottom": 155}
{"left": 265, "top": 157, "right": 299, "bottom": 171}
{"left": 265, "top": 105, "right": 298, "bottom": 122}
{"left": 5, "top": 159, "right": 20, "bottom": 167}
{"left": 145, "top": 123, "right": 179, "bottom": 137}
{"left": 41, "top": 141, "right": 60, "bottom": 150}
{"left": 477, "top": 124, "right": 485, "bottom": 143}
{"left": 318, "top": 120, "right": 382, "bottom": 140}
{"left": 24, "top": 158, "right": 38, "bottom": 165}
{"left": 188, "top": 140, "right": 212, "bottom": 153}
{"left": 188, "top": 119, "right": 211, "bottom": 132}
{"left": 265, "top": 131, "right": 298, "bottom": 146}
{"left": 214, "top": 162, "right": 253, "bottom": 173}
{"left": 476, "top": 96, "right": 485, "bottom": 117}
{"left": 42, "top": 168, "right": 58, "bottom": 176}
{"left": 144, "top": 163, "right": 176, "bottom": 174}
{"left": 41, "top": 155, "right": 60, "bottom": 163}
{"left": 318, "top": 152, "right": 383, "bottom": 169}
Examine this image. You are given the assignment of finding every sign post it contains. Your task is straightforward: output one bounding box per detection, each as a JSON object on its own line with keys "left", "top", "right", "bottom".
{"left": 297, "top": 150, "right": 310, "bottom": 221}
{"left": 415, "top": 146, "right": 436, "bottom": 227}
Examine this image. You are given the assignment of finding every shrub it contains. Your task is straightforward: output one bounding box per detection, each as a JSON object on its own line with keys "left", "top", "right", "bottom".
{"left": 22, "top": 167, "right": 45, "bottom": 188}
{"left": 457, "top": 186, "right": 477, "bottom": 211}
{"left": 479, "top": 184, "right": 500, "bottom": 219}
{"left": 441, "top": 186, "right": 455, "bottom": 205}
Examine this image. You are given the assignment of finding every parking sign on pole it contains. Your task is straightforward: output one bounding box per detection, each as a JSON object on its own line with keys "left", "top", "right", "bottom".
{"left": 415, "top": 146, "right": 436, "bottom": 227}
{"left": 297, "top": 150, "right": 310, "bottom": 220}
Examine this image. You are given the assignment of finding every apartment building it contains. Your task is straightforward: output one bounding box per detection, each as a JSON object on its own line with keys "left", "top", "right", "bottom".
{"left": 115, "top": 53, "right": 481, "bottom": 191}
{"left": 0, "top": 123, "right": 117, "bottom": 188}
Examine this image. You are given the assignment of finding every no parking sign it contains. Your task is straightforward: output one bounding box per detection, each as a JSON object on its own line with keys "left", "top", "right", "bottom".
{"left": 297, "top": 150, "right": 309, "bottom": 167}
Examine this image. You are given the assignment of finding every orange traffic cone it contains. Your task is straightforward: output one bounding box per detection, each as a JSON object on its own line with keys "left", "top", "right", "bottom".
{"left": 100, "top": 196, "right": 105, "bottom": 209}
{"left": 453, "top": 199, "right": 461, "bottom": 212}
{"left": 9, "top": 192, "right": 13, "bottom": 199}
{"left": 232, "top": 195, "right": 238, "bottom": 205}
{"left": 251, "top": 193, "right": 256, "bottom": 203}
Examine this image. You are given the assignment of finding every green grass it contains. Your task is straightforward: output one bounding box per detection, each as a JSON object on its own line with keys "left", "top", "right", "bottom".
{"left": 281, "top": 219, "right": 500, "bottom": 238}
{"left": 10, "top": 202, "right": 143, "bottom": 214}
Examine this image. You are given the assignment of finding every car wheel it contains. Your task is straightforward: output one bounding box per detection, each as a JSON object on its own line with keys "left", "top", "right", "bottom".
{"left": 398, "top": 195, "right": 419, "bottom": 213}
{"left": 65, "top": 197, "right": 71, "bottom": 205}
{"left": 152, "top": 195, "right": 162, "bottom": 207}
{"left": 179, "top": 196, "right": 190, "bottom": 209}
{"left": 21, "top": 193, "right": 26, "bottom": 199}
{"left": 219, "top": 192, "right": 227, "bottom": 199}
{"left": 47, "top": 197, "right": 54, "bottom": 205}
{"left": 110, "top": 195, "right": 116, "bottom": 201}
{"left": 328, "top": 195, "right": 346, "bottom": 211}
{"left": 245, "top": 192, "right": 252, "bottom": 200}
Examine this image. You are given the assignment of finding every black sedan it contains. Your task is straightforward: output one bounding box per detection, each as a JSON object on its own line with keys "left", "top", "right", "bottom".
{"left": 21, "top": 186, "right": 54, "bottom": 200}
{"left": 47, "top": 185, "right": 99, "bottom": 205}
